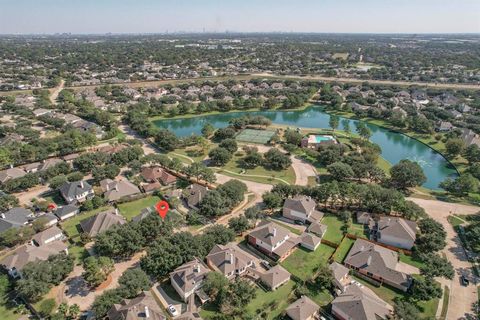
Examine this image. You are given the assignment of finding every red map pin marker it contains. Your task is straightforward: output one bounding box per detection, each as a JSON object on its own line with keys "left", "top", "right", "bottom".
{"left": 155, "top": 201, "right": 169, "bottom": 219}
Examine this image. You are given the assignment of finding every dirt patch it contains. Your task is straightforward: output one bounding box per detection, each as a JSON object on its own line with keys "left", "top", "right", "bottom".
{"left": 95, "top": 274, "right": 113, "bottom": 291}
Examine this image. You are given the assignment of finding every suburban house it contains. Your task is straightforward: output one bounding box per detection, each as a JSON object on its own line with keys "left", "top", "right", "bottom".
{"left": 306, "top": 221, "right": 327, "bottom": 238}
{"left": 461, "top": 129, "right": 480, "bottom": 147}
{"left": 206, "top": 243, "right": 256, "bottom": 280}
{"left": 184, "top": 184, "right": 209, "bottom": 210}
{"left": 31, "top": 226, "right": 64, "bottom": 246}
{"left": 331, "top": 284, "right": 393, "bottom": 320}
{"left": 100, "top": 178, "right": 141, "bottom": 202}
{"left": 0, "top": 167, "right": 26, "bottom": 183}
{"left": 259, "top": 265, "right": 291, "bottom": 291}
{"left": 356, "top": 212, "right": 374, "bottom": 225}
{"left": 54, "top": 205, "right": 79, "bottom": 221}
{"left": 282, "top": 196, "right": 323, "bottom": 224}
{"left": 300, "top": 232, "right": 321, "bottom": 251}
{"left": 369, "top": 217, "right": 417, "bottom": 250}
{"left": 0, "top": 241, "right": 68, "bottom": 278}
{"left": 285, "top": 296, "right": 320, "bottom": 320}
{"left": 247, "top": 221, "right": 299, "bottom": 261}
{"left": 79, "top": 208, "right": 126, "bottom": 237}
{"left": 141, "top": 166, "right": 177, "bottom": 186}
{"left": 329, "top": 262, "right": 350, "bottom": 292}
{"left": 1, "top": 207, "right": 34, "bottom": 227}
{"left": 170, "top": 257, "right": 210, "bottom": 302}
{"left": 435, "top": 121, "right": 454, "bottom": 132}
{"left": 107, "top": 291, "right": 166, "bottom": 320}
{"left": 59, "top": 180, "right": 94, "bottom": 204}
{"left": 343, "top": 239, "right": 411, "bottom": 292}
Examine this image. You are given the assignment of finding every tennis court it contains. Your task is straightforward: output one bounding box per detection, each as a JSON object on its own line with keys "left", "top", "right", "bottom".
{"left": 235, "top": 129, "right": 276, "bottom": 144}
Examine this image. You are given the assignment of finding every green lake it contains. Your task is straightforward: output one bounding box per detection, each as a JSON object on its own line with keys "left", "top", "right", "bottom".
{"left": 153, "top": 105, "right": 457, "bottom": 189}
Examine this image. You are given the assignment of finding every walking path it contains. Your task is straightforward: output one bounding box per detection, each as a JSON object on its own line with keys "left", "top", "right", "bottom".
{"left": 49, "top": 79, "right": 65, "bottom": 104}
{"left": 408, "top": 198, "right": 479, "bottom": 320}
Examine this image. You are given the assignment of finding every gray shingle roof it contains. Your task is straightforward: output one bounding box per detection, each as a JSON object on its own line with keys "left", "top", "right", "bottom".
{"left": 55, "top": 205, "right": 79, "bottom": 218}
{"left": 285, "top": 296, "right": 319, "bottom": 320}
{"left": 59, "top": 180, "right": 92, "bottom": 199}
{"left": 80, "top": 209, "right": 126, "bottom": 237}
{"left": 376, "top": 217, "right": 417, "bottom": 243}
{"left": 170, "top": 258, "right": 210, "bottom": 295}
{"left": 1, "top": 207, "right": 33, "bottom": 225}
{"left": 283, "top": 196, "right": 316, "bottom": 214}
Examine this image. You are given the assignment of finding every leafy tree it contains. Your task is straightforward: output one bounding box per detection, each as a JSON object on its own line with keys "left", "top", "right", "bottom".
{"left": 327, "top": 162, "right": 354, "bottom": 181}
{"left": 440, "top": 174, "right": 478, "bottom": 197}
{"left": 228, "top": 215, "right": 250, "bottom": 234}
{"left": 464, "top": 144, "right": 480, "bottom": 164}
{"left": 264, "top": 148, "right": 291, "bottom": 170}
{"left": 184, "top": 162, "right": 216, "bottom": 183}
{"left": 396, "top": 200, "right": 426, "bottom": 221}
{"left": 342, "top": 119, "right": 350, "bottom": 133}
{"left": 329, "top": 115, "right": 340, "bottom": 131}
{"left": 198, "top": 190, "right": 231, "bottom": 217}
{"left": 209, "top": 147, "right": 233, "bottom": 166}
{"left": 203, "top": 272, "right": 229, "bottom": 301}
{"left": 419, "top": 253, "right": 454, "bottom": 279}
{"left": 0, "top": 194, "right": 19, "bottom": 212}
{"left": 213, "top": 127, "right": 236, "bottom": 141}
{"left": 219, "top": 139, "right": 238, "bottom": 153}
{"left": 49, "top": 175, "right": 68, "bottom": 189}
{"left": 118, "top": 268, "right": 150, "bottom": 298}
{"left": 202, "top": 123, "right": 215, "bottom": 138}
{"left": 82, "top": 256, "right": 115, "bottom": 288}
{"left": 445, "top": 138, "right": 465, "bottom": 158}
{"left": 154, "top": 129, "right": 179, "bottom": 151}
{"left": 312, "top": 265, "right": 334, "bottom": 290}
{"left": 355, "top": 122, "right": 371, "bottom": 140}
{"left": 217, "top": 179, "right": 247, "bottom": 207}
{"left": 415, "top": 218, "right": 447, "bottom": 253}
{"left": 262, "top": 191, "right": 283, "bottom": 210}
{"left": 219, "top": 279, "right": 256, "bottom": 315}
{"left": 241, "top": 151, "right": 263, "bottom": 169}
{"left": 389, "top": 160, "right": 426, "bottom": 191}
{"left": 284, "top": 129, "right": 303, "bottom": 146}
{"left": 92, "top": 164, "right": 120, "bottom": 182}
{"left": 409, "top": 276, "right": 442, "bottom": 301}
{"left": 393, "top": 298, "right": 420, "bottom": 320}
{"left": 38, "top": 298, "right": 56, "bottom": 317}
{"left": 91, "top": 288, "right": 123, "bottom": 319}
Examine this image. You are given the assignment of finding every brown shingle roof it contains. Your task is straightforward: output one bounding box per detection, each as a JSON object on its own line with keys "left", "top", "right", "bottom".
{"left": 260, "top": 265, "right": 290, "bottom": 289}
{"left": 170, "top": 258, "right": 210, "bottom": 295}
{"left": 80, "top": 209, "right": 126, "bottom": 237}
{"left": 285, "top": 296, "right": 319, "bottom": 320}
{"left": 0, "top": 241, "right": 67, "bottom": 271}
{"left": 107, "top": 291, "right": 166, "bottom": 320}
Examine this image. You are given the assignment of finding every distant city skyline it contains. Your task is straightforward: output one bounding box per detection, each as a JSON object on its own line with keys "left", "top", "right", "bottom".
{"left": 1, "top": 0, "right": 479, "bottom": 34}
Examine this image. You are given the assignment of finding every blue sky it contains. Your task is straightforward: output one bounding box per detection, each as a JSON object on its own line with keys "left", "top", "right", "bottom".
{"left": 1, "top": 0, "right": 479, "bottom": 34}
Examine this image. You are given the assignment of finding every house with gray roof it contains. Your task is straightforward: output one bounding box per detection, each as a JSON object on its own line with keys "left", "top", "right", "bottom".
{"left": 31, "top": 226, "right": 64, "bottom": 246}
{"left": 247, "top": 221, "right": 299, "bottom": 261}
{"left": 285, "top": 296, "right": 319, "bottom": 320}
{"left": 59, "top": 180, "right": 94, "bottom": 204}
{"left": 107, "top": 291, "right": 166, "bottom": 320}
{"left": 0, "top": 241, "right": 68, "bottom": 278}
{"left": 370, "top": 217, "right": 417, "bottom": 250}
{"left": 306, "top": 221, "right": 327, "bottom": 238}
{"left": 184, "top": 184, "right": 208, "bottom": 210}
{"left": 283, "top": 196, "right": 323, "bottom": 224}
{"left": 206, "top": 242, "right": 256, "bottom": 280}
{"left": 100, "top": 178, "right": 141, "bottom": 202}
{"left": 344, "top": 239, "right": 411, "bottom": 292}
{"left": 461, "top": 129, "right": 480, "bottom": 148}
{"left": 54, "top": 205, "right": 79, "bottom": 221}
{"left": 0, "top": 207, "right": 34, "bottom": 230}
{"left": 259, "top": 265, "right": 290, "bottom": 291}
{"left": 79, "top": 208, "right": 126, "bottom": 237}
{"left": 331, "top": 284, "right": 392, "bottom": 320}
{"left": 329, "top": 262, "right": 350, "bottom": 292}
{"left": 300, "top": 232, "right": 321, "bottom": 251}
{"left": 0, "top": 167, "right": 26, "bottom": 183}
{"left": 170, "top": 257, "right": 210, "bottom": 302}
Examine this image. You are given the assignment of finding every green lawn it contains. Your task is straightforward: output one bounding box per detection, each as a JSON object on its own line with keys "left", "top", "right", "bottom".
{"left": 439, "top": 286, "right": 450, "bottom": 320}
{"left": 117, "top": 195, "right": 162, "bottom": 221}
{"left": 399, "top": 252, "right": 426, "bottom": 270}
{"left": 68, "top": 243, "right": 90, "bottom": 265}
{"left": 245, "top": 281, "right": 296, "bottom": 319}
{"left": 320, "top": 215, "right": 345, "bottom": 244}
{"left": 281, "top": 244, "right": 335, "bottom": 281}
{"left": 218, "top": 152, "right": 296, "bottom": 185}
{"left": 347, "top": 222, "right": 368, "bottom": 238}
{"left": 60, "top": 206, "right": 114, "bottom": 239}
{"left": 447, "top": 215, "right": 466, "bottom": 227}
{"left": 332, "top": 237, "right": 355, "bottom": 263}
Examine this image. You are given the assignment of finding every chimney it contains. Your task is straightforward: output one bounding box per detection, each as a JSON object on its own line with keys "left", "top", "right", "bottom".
{"left": 367, "top": 256, "right": 372, "bottom": 266}
{"left": 272, "top": 228, "right": 277, "bottom": 237}
{"left": 0, "top": 213, "right": 5, "bottom": 219}
{"left": 115, "top": 208, "right": 119, "bottom": 215}
{"left": 145, "top": 306, "right": 150, "bottom": 319}
{"left": 79, "top": 181, "right": 84, "bottom": 188}
{"left": 386, "top": 218, "right": 391, "bottom": 226}
{"left": 229, "top": 253, "right": 234, "bottom": 264}
{"left": 194, "top": 263, "right": 200, "bottom": 273}
{"left": 360, "top": 245, "right": 365, "bottom": 251}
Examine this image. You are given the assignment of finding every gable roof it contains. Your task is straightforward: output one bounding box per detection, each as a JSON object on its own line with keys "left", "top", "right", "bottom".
{"left": 332, "top": 284, "right": 392, "bottom": 320}
{"left": 329, "top": 262, "right": 349, "bottom": 284}
{"left": 0, "top": 241, "right": 67, "bottom": 271}
{"left": 141, "top": 167, "right": 177, "bottom": 185}
{"left": 186, "top": 184, "right": 208, "bottom": 208}
{"left": 206, "top": 243, "right": 256, "bottom": 276}
{"left": 283, "top": 196, "right": 316, "bottom": 214}
{"left": 285, "top": 296, "right": 319, "bottom": 320}
{"left": 260, "top": 265, "right": 291, "bottom": 289}
{"left": 79, "top": 209, "right": 126, "bottom": 237}
{"left": 0, "top": 167, "right": 26, "bottom": 183}
{"left": 32, "top": 226, "right": 63, "bottom": 246}
{"left": 170, "top": 258, "right": 210, "bottom": 294}
{"left": 300, "top": 232, "right": 321, "bottom": 249}
{"left": 1, "top": 207, "right": 33, "bottom": 225}
{"left": 59, "top": 180, "right": 92, "bottom": 199}
{"left": 376, "top": 217, "right": 417, "bottom": 243}
{"left": 101, "top": 179, "right": 141, "bottom": 201}
{"left": 55, "top": 205, "right": 79, "bottom": 218}
{"left": 344, "top": 239, "right": 409, "bottom": 288}
{"left": 307, "top": 222, "right": 327, "bottom": 236}
{"left": 248, "top": 221, "right": 290, "bottom": 247}
{"left": 108, "top": 291, "right": 166, "bottom": 320}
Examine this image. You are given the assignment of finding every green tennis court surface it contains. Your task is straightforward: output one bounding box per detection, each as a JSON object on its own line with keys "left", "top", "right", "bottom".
{"left": 235, "top": 129, "right": 276, "bottom": 144}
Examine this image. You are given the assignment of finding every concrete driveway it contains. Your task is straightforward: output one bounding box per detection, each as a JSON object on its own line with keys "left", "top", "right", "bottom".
{"left": 291, "top": 156, "right": 317, "bottom": 186}
{"left": 408, "top": 197, "right": 479, "bottom": 320}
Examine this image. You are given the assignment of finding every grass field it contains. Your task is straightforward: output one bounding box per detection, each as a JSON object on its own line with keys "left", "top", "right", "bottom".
{"left": 399, "top": 252, "right": 426, "bottom": 270}
{"left": 320, "top": 215, "right": 345, "bottom": 244}
{"left": 281, "top": 244, "right": 335, "bottom": 281}
{"left": 60, "top": 206, "right": 114, "bottom": 238}
{"left": 245, "top": 281, "right": 296, "bottom": 319}
{"left": 447, "top": 215, "right": 466, "bottom": 227}
{"left": 218, "top": 151, "right": 296, "bottom": 185}
{"left": 117, "top": 195, "right": 162, "bottom": 221}
{"left": 332, "top": 237, "right": 355, "bottom": 263}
